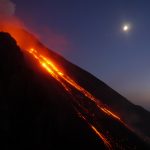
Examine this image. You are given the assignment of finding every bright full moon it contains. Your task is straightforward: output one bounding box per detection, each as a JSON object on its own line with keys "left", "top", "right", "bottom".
{"left": 123, "top": 24, "right": 130, "bottom": 32}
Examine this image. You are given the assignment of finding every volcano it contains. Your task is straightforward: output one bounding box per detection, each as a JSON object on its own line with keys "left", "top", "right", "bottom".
{"left": 0, "top": 29, "right": 150, "bottom": 150}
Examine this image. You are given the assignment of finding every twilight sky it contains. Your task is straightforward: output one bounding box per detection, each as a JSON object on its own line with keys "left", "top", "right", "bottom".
{"left": 12, "top": 0, "right": 150, "bottom": 110}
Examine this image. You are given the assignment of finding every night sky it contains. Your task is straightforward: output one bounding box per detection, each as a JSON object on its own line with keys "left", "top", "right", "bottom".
{"left": 11, "top": 0, "right": 150, "bottom": 110}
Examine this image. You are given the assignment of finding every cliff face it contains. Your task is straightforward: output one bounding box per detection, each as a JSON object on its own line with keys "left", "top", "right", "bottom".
{"left": 0, "top": 32, "right": 149, "bottom": 150}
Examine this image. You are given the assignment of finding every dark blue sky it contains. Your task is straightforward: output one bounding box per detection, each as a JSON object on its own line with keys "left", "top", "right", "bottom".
{"left": 13, "top": 0, "right": 150, "bottom": 110}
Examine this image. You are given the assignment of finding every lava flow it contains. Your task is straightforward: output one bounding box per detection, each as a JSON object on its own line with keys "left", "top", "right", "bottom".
{"left": 27, "top": 47, "right": 123, "bottom": 149}
{"left": 29, "top": 48, "right": 121, "bottom": 118}
{"left": 28, "top": 48, "right": 121, "bottom": 121}
{"left": 1, "top": 24, "right": 127, "bottom": 149}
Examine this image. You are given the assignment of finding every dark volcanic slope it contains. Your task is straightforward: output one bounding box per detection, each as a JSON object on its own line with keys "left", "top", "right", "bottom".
{"left": 0, "top": 32, "right": 149, "bottom": 150}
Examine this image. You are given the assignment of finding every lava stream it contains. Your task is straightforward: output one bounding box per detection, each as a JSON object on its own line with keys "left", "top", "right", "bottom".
{"left": 28, "top": 48, "right": 113, "bottom": 149}
{"left": 27, "top": 47, "right": 127, "bottom": 149}
{"left": 29, "top": 48, "right": 121, "bottom": 122}
{"left": 77, "top": 111, "right": 112, "bottom": 149}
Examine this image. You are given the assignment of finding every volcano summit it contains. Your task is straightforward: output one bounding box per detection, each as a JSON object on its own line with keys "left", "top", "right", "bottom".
{"left": 0, "top": 29, "right": 149, "bottom": 149}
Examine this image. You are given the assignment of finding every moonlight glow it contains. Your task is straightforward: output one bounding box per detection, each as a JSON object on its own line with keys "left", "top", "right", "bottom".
{"left": 123, "top": 24, "right": 130, "bottom": 32}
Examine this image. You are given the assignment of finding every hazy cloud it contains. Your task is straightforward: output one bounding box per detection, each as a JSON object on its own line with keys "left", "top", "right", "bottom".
{"left": 0, "top": 0, "right": 16, "bottom": 19}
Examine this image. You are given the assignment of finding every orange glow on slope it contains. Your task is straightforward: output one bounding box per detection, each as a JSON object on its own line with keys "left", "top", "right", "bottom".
{"left": 0, "top": 22, "right": 42, "bottom": 52}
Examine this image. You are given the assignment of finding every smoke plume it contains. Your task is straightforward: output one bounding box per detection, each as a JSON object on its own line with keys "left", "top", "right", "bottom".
{"left": 0, "top": 0, "right": 69, "bottom": 54}
{"left": 0, "top": 0, "right": 16, "bottom": 19}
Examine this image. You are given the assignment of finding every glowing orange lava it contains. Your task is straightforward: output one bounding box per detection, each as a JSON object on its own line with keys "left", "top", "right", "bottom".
{"left": 28, "top": 48, "right": 112, "bottom": 149}
{"left": 29, "top": 48, "right": 121, "bottom": 122}
{"left": 100, "top": 107, "right": 121, "bottom": 121}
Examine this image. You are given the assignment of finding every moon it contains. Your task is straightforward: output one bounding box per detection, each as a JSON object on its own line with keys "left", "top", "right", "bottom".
{"left": 122, "top": 24, "right": 130, "bottom": 32}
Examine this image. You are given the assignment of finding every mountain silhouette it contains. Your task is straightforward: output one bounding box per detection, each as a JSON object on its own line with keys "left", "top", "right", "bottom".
{"left": 0, "top": 31, "right": 149, "bottom": 150}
